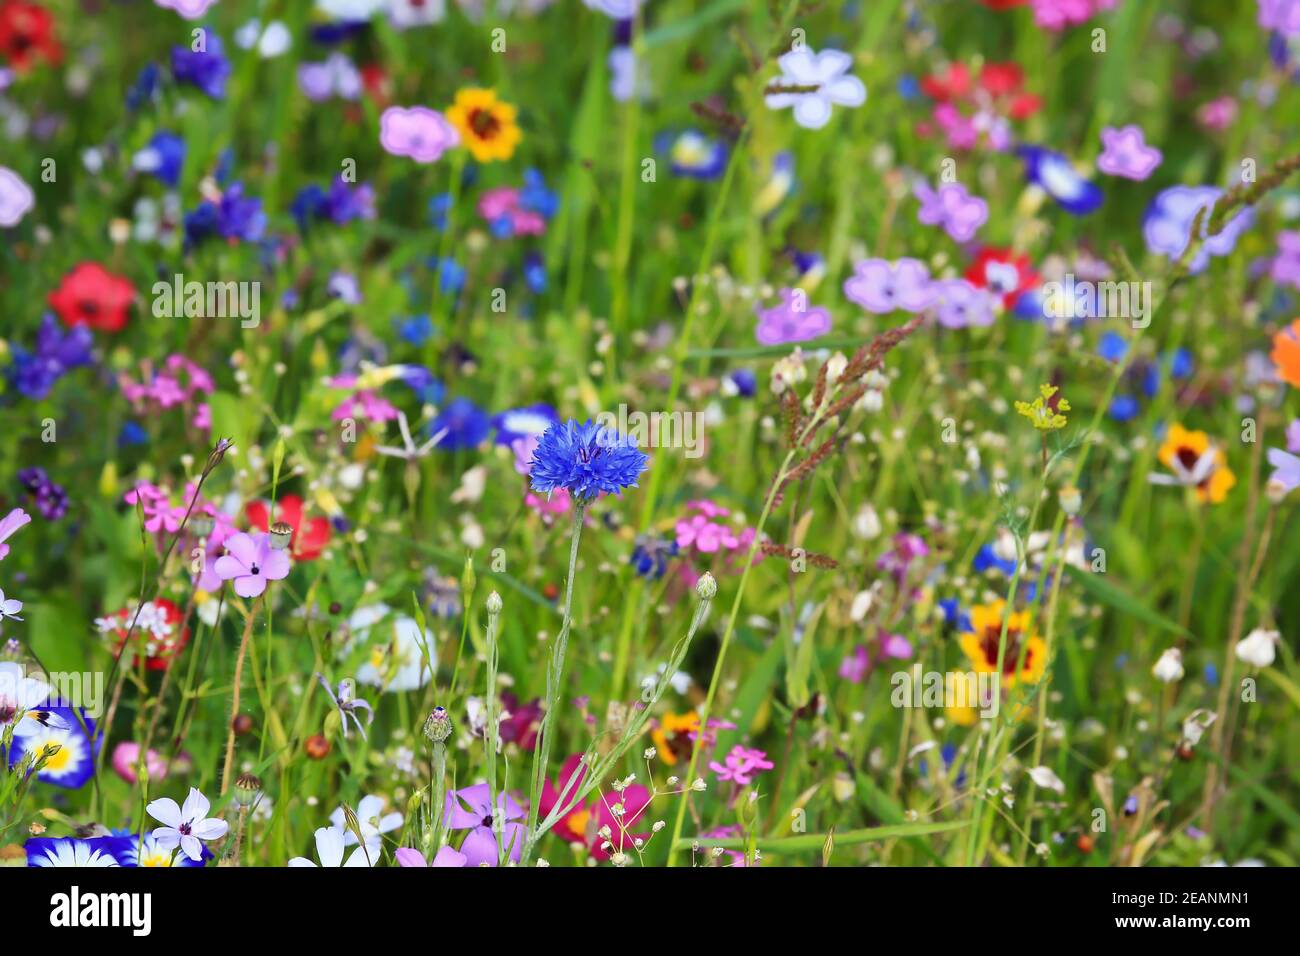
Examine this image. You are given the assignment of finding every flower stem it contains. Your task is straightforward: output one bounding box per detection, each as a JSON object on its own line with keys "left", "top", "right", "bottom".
{"left": 220, "top": 595, "right": 263, "bottom": 797}
{"left": 522, "top": 499, "right": 587, "bottom": 865}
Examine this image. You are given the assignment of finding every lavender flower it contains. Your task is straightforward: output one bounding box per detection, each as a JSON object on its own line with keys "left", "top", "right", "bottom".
{"left": 379, "top": 106, "right": 459, "bottom": 163}
{"left": 1097, "top": 125, "right": 1162, "bottom": 181}
{"left": 933, "top": 279, "right": 996, "bottom": 329}
{"left": 754, "top": 287, "right": 832, "bottom": 345}
{"left": 0, "top": 165, "right": 34, "bottom": 228}
{"left": 1143, "top": 185, "right": 1255, "bottom": 274}
{"left": 843, "top": 257, "right": 938, "bottom": 314}
{"left": 914, "top": 179, "right": 989, "bottom": 242}
{"left": 214, "top": 532, "right": 291, "bottom": 598}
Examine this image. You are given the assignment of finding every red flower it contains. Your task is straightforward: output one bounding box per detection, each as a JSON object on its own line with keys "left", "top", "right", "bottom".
{"left": 538, "top": 754, "right": 652, "bottom": 860}
{"left": 979, "top": 0, "right": 1028, "bottom": 8}
{"left": 246, "top": 494, "right": 331, "bottom": 561}
{"left": 101, "top": 599, "right": 189, "bottom": 672}
{"left": 965, "top": 248, "right": 1040, "bottom": 310}
{"left": 920, "top": 62, "right": 971, "bottom": 102}
{"left": 0, "top": 1, "right": 61, "bottom": 72}
{"left": 48, "top": 262, "right": 136, "bottom": 333}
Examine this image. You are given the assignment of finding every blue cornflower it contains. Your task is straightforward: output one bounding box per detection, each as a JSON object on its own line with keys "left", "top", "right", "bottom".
{"left": 432, "top": 257, "right": 466, "bottom": 294}
{"left": 938, "top": 598, "right": 972, "bottom": 632}
{"left": 519, "top": 169, "right": 559, "bottom": 219}
{"left": 724, "top": 368, "right": 756, "bottom": 397}
{"left": 171, "top": 33, "right": 232, "bottom": 100}
{"left": 6, "top": 314, "right": 93, "bottom": 400}
{"left": 429, "top": 397, "right": 492, "bottom": 451}
{"left": 398, "top": 365, "right": 444, "bottom": 405}
{"left": 429, "top": 193, "right": 454, "bottom": 230}
{"left": 290, "top": 183, "right": 328, "bottom": 231}
{"left": 630, "top": 535, "right": 678, "bottom": 579}
{"left": 119, "top": 422, "right": 149, "bottom": 446}
{"left": 184, "top": 181, "right": 266, "bottom": 249}
{"left": 1016, "top": 145, "right": 1103, "bottom": 216}
{"left": 133, "top": 131, "right": 185, "bottom": 188}
{"left": 396, "top": 314, "right": 434, "bottom": 346}
{"left": 1108, "top": 395, "right": 1141, "bottom": 422}
{"left": 529, "top": 419, "right": 649, "bottom": 500}
{"left": 523, "top": 252, "right": 547, "bottom": 294}
{"left": 126, "top": 63, "right": 161, "bottom": 111}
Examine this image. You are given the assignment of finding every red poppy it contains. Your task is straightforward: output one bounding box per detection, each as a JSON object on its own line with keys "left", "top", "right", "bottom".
{"left": 48, "top": 262, "right": 136, "bottom": 333}
{"left": 246, "top": 494, "right": 331, "bottom": 561}
{"left": 965, "top": 248, "right": 1040, "bottom": 310}
{"left": 979, "top": 0, "right": 1028, "bottom": 8}
{"left": 101, "top": 599, "right": 189, "bottom": 672}
{"left": 0, "top": 1, "right": 61, "bottom": 72}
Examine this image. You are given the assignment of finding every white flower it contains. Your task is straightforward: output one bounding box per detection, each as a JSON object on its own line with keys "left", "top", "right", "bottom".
{"left": 289, "top": 826, "right": 375, "bottom": 867}
{"left": 1026, "top": 766, "right": 1065, "bottom": 794}
{"left": 0, "top": 587, "right": 22, "bottom": 621}
{"left": 234, "top": 20, "right": 293, "bottom": 58}
{"left": 1235, "top": 628, "right": 1279, "bottom": 668}
{"left": 0, "top": 661, "right": 66, "bottom": 737}
{"left": 348, "top": 604, "right": 432, "bottom": 692}
{"left": 387, "top": 0, "right": 447, "bottom": 29}
{"left": 1181, "top": 709, "right": 1217, "bottom": 747}
{"left": 316, "top": 0, "right": 386, "bottom": 18}
{"left": 764, "top": 47, "right": 866, "bottom": 130}
{"left": 330, "top": 794, "right": 402, "bottom": 856}
{"left": 1152, "top": 647, "right": 1185, "bottom": 684}
{"left": 146, "top": 787, "right": 229, "bottom": 862}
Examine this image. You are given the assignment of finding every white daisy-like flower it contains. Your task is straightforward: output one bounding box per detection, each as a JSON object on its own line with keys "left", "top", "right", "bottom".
{"left": 146, "top": 787, "right": 229, "bottom": 862}
{"left": 764, "top": 47, "right": 866, "bottom": 130}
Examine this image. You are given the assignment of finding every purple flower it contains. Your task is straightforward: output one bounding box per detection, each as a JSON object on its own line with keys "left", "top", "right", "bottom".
{"left": 155, "top": 0, "right": 220, "bottom": 17}
{"left": 1270, "top": 230, "right": 1300, "bottom": 289}
{"left": 429, "top": 397, "right": 492, "bottom": 451}
{"left": 1268, "top": 447, "right": 1300, "bottom": 493}
{"left": 395, "top": 846, "right": 468, "bottom": 867}
{"left": 839, "top": 646, "right": 869, "bottom": 683}
{"left": 1143, "top": 185, "right": 1255, "bottom": 275}
{"left": 297, "top": 53, "right": 362, "bottom": 102}
{"left": 914, "top": 180, "right": 988, "bottom": 242}
{"left": 214, "top": 532, "right": 291, "bottom": 598}
{"left": 7, "top": 314, "right": 93, "bottom": 400}
{"left": 443, "top": 784, "right": 526, "bottom": 867}
{"left": 933, "top": 279, "right": 996, "bottom": 329}
{"left": 1016, "top": 146, "right": 1104, "bottom": 216}
{"left": 1097, "top": 125, "right": 1162, "bottom": 181}
{"left": 754, "top": 287, "right": 832, "bottom": 345}
{"left": 1287, "top": 419, "right": 1300, "bottom": 453}
{"left": 0, "top": 508, "right": 31, "bottom": 562}
{"left": 1259, "top": 0, "right": 1300, "bottom": 36}
{"left": 843, "top": 257, "right": 938, "bottom": 314}
{"left": 877, "top": 532, "right": 929, "bottom": 579}
{"left": 380, "top": 106, "right": 459, "bottom": 163}
{"left": 18, "top": 469, "right": 68, "bottom": 521}
{"left": 0, "top": 165, "right": 34, "bottom": 228}
{"left": 171, "top": 34, "right": 232, "bottom": 100}
{"left": 133, "top": 131, "right": 186, "bottom": 188}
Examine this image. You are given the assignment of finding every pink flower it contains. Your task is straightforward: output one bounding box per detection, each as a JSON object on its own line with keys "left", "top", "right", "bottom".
{"left": 526, "top": 487, "right": 572, "bottom": 519}
{"left": 0, "top": 508, "right": 31, "bottom": 561}
{"left": 1197, "top": 96, "right": 1238, "bottom": 132}
{"left": 395, "top": 846, "right": 468, "bottom": 867}
{"left": 839, "top": 645, "right": 869, "bottom": 683}
{"left": 112, "top": 742, "right": 169, "bottom": 784}
{"left": 512, "top": 435, "right": 540, "bottom": 476}
{"left": 331, "top": 390, "right": 399, "bottom": 423}
{"left": 213, "top": 532, "right": 291, "bottom": 598}
{"left": 1097, "top": 124, "right": 1162, "bottom": 180}
{"left": 709, "top": 745, "right": 775, "bottom": 786}
{"left": 675, "top": 514, "right": 739, "bottom": 553}
{"left": 154, "top": 0, "right": 220, "bottom": 18}
{"left": 379, "top": 106, "right": 459, "bottom": 163}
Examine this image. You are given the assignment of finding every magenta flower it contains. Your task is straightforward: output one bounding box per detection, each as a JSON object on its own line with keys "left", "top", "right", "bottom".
{"left": 843, "top": 257, "right": 938, "bottom": 314}
{"left": 443, "top": 784, "right": 527, "bottom": 867}
{"left": 379, "top": 106, "right": 459, "bottom": 163}
{"left": 676, "top": 514, "right": 740, "bottom": 553}
{"left": 331, "top": 390, "right": 399, "bottom": 423}
{"left": 915, "top": 180, "right": 988, "bottom": 243}
{"left": 709, "top": 745, "right": 775, "bottom": 786}
{"left": 1097, "top": 124, "right": 1162, "bottom": 181}
{"left": 933, "top": 279, "right": 996, "bottom": 329}
{"left": 754, "top": 287, "right": 832, "bottom": 346}
{"left": 839, "top": 645, "right": 869, "bottom": 683}
{"left": 214, "top": 532, "right": 291, "bottom": 598}
{"left": 0, "top": 508, "right": 31, "bottom": 561}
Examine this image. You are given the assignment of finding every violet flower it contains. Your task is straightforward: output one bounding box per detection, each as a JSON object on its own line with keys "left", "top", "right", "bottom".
{"left": 379, "top": 106, "right": 460, "bottom": 163}
{"left": 843, "top": 257, "right": 938, "bottom": 314}
{"left": 443, "top": 784, "right": 527, "bottom": 866}
{"left": 213, "top": 532, "right": 291, "bottom": 598}
{"left": 754, "top": 287, "right": 832, "bottom": 345}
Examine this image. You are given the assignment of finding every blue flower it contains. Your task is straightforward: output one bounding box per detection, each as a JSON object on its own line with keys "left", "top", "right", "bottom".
{"left": 134, "top": 131, "right": 185, "bottom": 188}
{"left": 184, "top": 182, "right": 266, "bottom": 249}
{"left": 126, "top": 63, "right": 161, "bottom": 111}
{"left": 396, "top": 314, "right": 434, "bottom": 346}
{"left": 171, "top": 33, "right": 232, "bottom": 100}
{"left": 1108, "top": 395, "right": 1141, "bottom": 422}
{"left": 25, "top": 837, "right": 121, "bottom": 867}
{"left": 429, "top": 397, "right": 492, "bottom": 451}
{"left": 522, "top": 252, "right": 547, "bottom": 294}
{"left": 630, "top": 535, "right": 678, "bottom": 579}
{"left": 398, "top": 365, "right": 444, "bottom": 404}
{"left": 724, "top": 368, "right": 756, "bottom": 397}
{"left": 938, "top": 598, "right": 971, "bottom": 632}
{"left": 7, "top": 706, "right": 100, "bottom": 790}
{"left": 660, "top": 129, "right": 729, "bottom": 179}
{"left": 1016, "top": 145, "right": 1103, "bottom": 216}
{"left": 972, "top": 544, "right": 1017, "bottom": 576}
{"left": 108, "top": 832, "right": 208, "bottom": 867}
{"left": 529, "top": 419, "right": 649, "bottom": 500}
{"left": 1142, "top": 185, "right": 1255, "bottom": 275}
{"left": 492, "top": 403, "right": 559, "bottom": 445}
{"left": 430, "top": 257, "right": 466, "bottom": 295}
{"left": 119, "top": 422, "right": 149, "bottom": 446}
{"left": 1097, "top": 330, "right": 1129, "bottom": 363}
{"left": 6, "top": 314, "right": 93, "bottom": 400}
{"left": 519, "top": 169, "right": 559, "bottom": 218}
{"left": 429, "top": 193, "right": 454, "bottom": 230}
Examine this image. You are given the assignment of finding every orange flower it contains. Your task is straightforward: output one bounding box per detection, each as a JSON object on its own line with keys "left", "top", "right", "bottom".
{"left": 1153, "top": 424, "right": 1236, "bottom": 504}
{"left": 650, "top": 711, "right": 699, "bottom": 766}
{"left": 446, "top": 88, "right": 521, "bottom": 163}
{"left": 1270, "top": 318, "right": 1300, "bottom": 386}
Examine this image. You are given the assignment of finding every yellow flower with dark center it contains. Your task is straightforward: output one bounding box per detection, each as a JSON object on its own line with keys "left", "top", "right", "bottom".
{"left": 1154, "top": 424, "right": 1236, "bottom": 504}
{"left": 651, "top": 711, "right": 700, "bottom": 766}
{"left": 958, "top": 599, "right": 1047, "bottom": 688}
{"left": 446, "top": 88, "right": 521, "bottom": 163}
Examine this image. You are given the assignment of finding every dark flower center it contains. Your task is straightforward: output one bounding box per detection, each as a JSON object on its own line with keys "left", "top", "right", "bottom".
{"left": 980, "top": 625, "right": 1030, "bottom": 676}
{"left": 469, "top": 108, "right": 500, "bottom": 138}
{"left": 0, "top": 697, "right": 15, "bottom": 723}
{"left": 250, "top": 563, "right": 261, "bottom": 575}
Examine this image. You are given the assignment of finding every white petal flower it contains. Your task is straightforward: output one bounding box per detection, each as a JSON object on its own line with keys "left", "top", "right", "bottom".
{"left": 1234, "top": 628, "right": 1279, "bottom": 668}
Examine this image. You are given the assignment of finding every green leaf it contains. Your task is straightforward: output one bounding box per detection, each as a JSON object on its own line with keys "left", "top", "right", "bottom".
{"left": 674, "top": 819, "right": 970, "bottom": 853}
{"left": 1064, "top": 565, "right": 1190, "bottom": 637}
